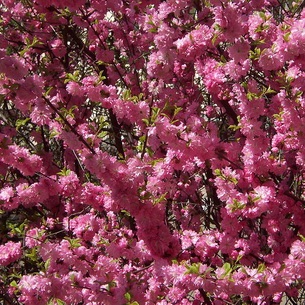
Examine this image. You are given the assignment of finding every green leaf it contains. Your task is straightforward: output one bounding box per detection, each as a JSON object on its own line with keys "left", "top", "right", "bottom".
{"left": 236, "top": 254, "right": 243, "bottom": 263}
{"left": 142, "top": 118, "right": 150, "bottom": 126}
{"left": 228, "top": 124, "right": 241, "bottom": 131}
{"left": 249, "top": 47, "right": 261, "bottom": 61}
{"left": 15, "top": 118, "right": 31, "bottom": 131}
{"left": 44, "top": 258, "right": 51, "bottom": 271}
{"left": 228, "top": 176, "right": 238, "bottom": 185}
{"left": 64, "top": 237, "right": 81, "bottom": 249}
{"left": 10, "top": 280, "right": 18, "bottom": 288}
{"left": 230, "top": 199, "right": 246, "bottom": 212}
{"left": 263, "top": 86, "right": 276, "bottom": 95}
{"left": 189, "top": 33, "right": 194, "bottom": 43}
{"left": 49, "top": 129, "right": 59, "bottom": 138}
{"left": 283, "top": 32, "right": 291, "bottom": 42}
{"left": 25, "top": 247, "right": 39, "bottom": 262}
{"left": 64, "top": 71, "right": 80, "bottom": 84}
{"left": 211, "top": 32, "right": 219, "bottom": 46}
{"left": 153, "top": 192, "right": 168, "bottom": 205}
{"left": 149, "top": 158, "right": 164, "bottom": 166}
{"left": 173, "top": 106, "right": 183, "bottom": 118}
{"left": 122, "top": 89, "right": 131, "bottom": 100}
{"left": 148, "top": 28, "right": 158, "bottom": 33}
{"left": 222, "top": 262, "right": 232, "bottom": 278}
{"left": 185, "top": 263, "right": 201, "bottom": 275}
{"left": 246, "top": 91, "right": 258, "bottom": 101}
{"left": 97, "top": 70, "right": 106, "bottom": 84}
{"left": 125, "top": 292, "right": 132, "bottom": 302}
{"left": 257, "top": 263, "right": 266, "bottom": 273}
{"left": 58, "top": 168, "right": 71, "bottom": 176}
{"left": 146, "top": 146, "right": 154, "bottom": 157}
{"left": 107, "top": 280, "right": 116, "bottom": 290}
{"left": 19, "top": 36, "right": 43, "bottom": 56}
{"left": 151, "top": 107, "right": 160, "bottom": 123}
{"left": 258, "top": 11, "right": 266, "bottom": 20}
{"left": 48, "top": 298, "right": 66, "bottom": 305}
{"left": 214, "top": 169, "right": 222, "bottom": 177}
{"left": 43, "top": 86, "right": 54, "bottom": 97}
{"left": 298, "top": 233, "right": 305, "bottom": 242}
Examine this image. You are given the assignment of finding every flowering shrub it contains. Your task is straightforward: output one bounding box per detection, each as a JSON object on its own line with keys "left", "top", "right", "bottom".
{"left": 1, "top": 0, "right": 305, "bottom": 304}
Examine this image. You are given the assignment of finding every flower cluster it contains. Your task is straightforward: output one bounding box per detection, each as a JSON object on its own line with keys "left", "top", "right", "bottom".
{"left": 1, "top": 0, "right": 305, "bottom": 304}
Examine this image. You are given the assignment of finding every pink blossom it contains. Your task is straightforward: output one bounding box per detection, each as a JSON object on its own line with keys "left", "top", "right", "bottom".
{"left": 0, "top": 53, "right": 28, "bottom": 80}
{"left": 213, "top": 3, "right": 248, "bottom": 42}
{"left": 0, "top": 186, "right": 14, "bottom": 202}
{"left": 19, "top": 275, "right": 52, "bottom": 305}
{"left": 0, "top": 145, "right": 43, "bottom": 176}
{"left": 0, "top": 241, "right": 22, "bottom": 266}
{"left": 50, "top": 39, "right": 66, "bottom": 57}
{"left": 228, "top": 39, "right": 250, "bottom": 63}
{"left": 288, "top": 18, "right": 305, "bottom": 56}
{"left": 59, "top": 171, "right": 80, "bottom": 197}
{"left": 66, "top": 213, "right": 100, "bottom": 241}
{"left": 259, "top": 46, "right": 284, "bottom": 71}
{"left": 30, "top": 98, "right": 52, "bottom": 125}
{"left": 25, "top": 227, "right": 45, "bottom": 248}
{"left": 175, "top": 25, "right": 212, "bottom": 59}
{"left": 17, "top": 181, "right": 50, "bottom": 207}
{"left": 2, "top": 1, "right": 305, "bottom": 303}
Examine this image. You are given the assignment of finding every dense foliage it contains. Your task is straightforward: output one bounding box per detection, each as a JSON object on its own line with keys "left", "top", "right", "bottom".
{"left": 1, "top": 0, "right": 305, "bottom": 304}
